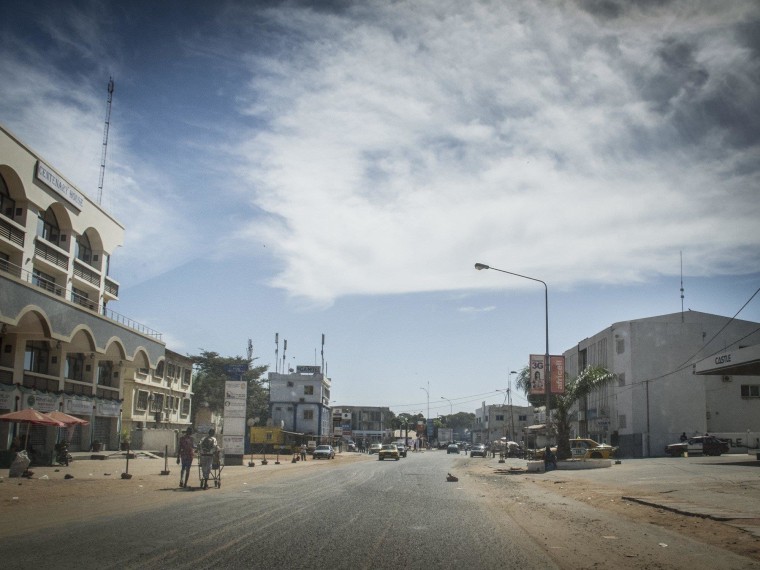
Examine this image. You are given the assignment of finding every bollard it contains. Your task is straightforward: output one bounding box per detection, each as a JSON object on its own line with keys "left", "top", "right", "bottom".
{"left": 160, "top": 444, "right": 170, "bottom": 475}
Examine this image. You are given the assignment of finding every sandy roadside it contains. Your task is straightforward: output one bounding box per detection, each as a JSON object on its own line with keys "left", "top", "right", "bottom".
{"left": 0, "top": 452, "right": 373, "bottom": 537}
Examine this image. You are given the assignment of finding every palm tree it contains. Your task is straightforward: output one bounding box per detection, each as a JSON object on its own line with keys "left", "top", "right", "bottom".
{"left": 515, "top": 365, "right": 616, "bottom": 459}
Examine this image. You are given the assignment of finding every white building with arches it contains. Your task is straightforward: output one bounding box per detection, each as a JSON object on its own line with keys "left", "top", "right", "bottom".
{"left": 0, "top": 124, "right": 182, "bottom": 459}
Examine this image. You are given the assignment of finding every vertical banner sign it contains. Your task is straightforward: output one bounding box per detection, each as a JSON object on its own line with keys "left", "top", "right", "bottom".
{"left": 529, "top": 354, "right": 545, "bottom": 395}
{"left": 224, "top": 380, "right": 247, "bottom": 454}
{"left": 550, "top": 355, "right": 565, "bottom": 395}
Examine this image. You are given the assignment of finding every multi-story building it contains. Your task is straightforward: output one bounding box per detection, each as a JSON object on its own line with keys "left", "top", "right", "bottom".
{"left": 563, "top": 310, "right": 760, "bottom": 457}
{"left": 472, "top": 402, "right": 534, "bottom": 445}
{"left": 121, "top": 349, "right": 193, "bottom": 446}
{"left": 330, "top": 405, "right": 391, "bottom": 445}
{"left": 268, "top": 367, "right": 331, "bottom": 442}
{"left": 0, "top": 124, "right": 165, "bottom": 456}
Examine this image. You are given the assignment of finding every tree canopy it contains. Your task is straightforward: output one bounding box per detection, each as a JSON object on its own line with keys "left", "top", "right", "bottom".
{"left": 190, "top": 350, "right": 269, "bottom": 426}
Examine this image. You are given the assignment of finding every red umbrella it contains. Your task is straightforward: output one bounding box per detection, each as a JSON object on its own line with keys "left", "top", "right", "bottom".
{"left": 45, "top": 410, "right": 90, "bottom": 426}
{"left": 0, "top": 408, "right": 66, "bottom": 449}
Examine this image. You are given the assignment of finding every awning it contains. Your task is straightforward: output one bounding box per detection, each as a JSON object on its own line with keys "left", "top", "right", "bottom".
{"left": 694, "top": 344, "right": 760, "bottom": 376}
{"left": 525, "top": 424, "right": 546, "bottom": 431}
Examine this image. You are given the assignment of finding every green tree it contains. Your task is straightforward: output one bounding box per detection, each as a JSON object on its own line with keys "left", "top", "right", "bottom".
{"left": 515, "top": 365, "right": 616, "bottom": 459}
{"left": 190, "top": 350, "right": 269, "bottom": 426}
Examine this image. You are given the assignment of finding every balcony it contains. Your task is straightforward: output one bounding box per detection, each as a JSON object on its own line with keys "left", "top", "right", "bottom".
{"left": 73, "top": 258, "right": 101, "bottom": 287}
{"left": 34, "top": 238, "right": 69, "bottom": 271}
{"left": 0, "top": 216, "right": 24, "bottom": 248}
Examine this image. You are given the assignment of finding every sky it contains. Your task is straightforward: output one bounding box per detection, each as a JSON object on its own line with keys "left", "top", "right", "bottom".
{"left": 1, "top": 0, "right": 759, "bottom": 417}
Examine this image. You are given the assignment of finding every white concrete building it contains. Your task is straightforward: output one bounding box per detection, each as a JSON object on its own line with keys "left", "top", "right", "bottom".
{"left": 472, "top": 402, "right": 534, "bottom": 445}
{"left": 268, "top": 367, "right": 331, "bottom": 442}
{"left": 0, "top": 124, "right": 166, "bottom": 458}
{"left": 563, "top": 310, "right": 760, "bottom": 457}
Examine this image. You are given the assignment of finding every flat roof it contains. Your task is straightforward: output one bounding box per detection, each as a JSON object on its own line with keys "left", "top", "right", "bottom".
{"left": 694, "top": 344, "right": 760, "bottom": 376}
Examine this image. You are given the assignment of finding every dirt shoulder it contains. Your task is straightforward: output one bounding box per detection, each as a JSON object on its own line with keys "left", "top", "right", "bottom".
{"left": 464, "top": 459, "right": 760, "bottom": 563}
{"left": 0, "top": 452, "right": 372, "bottom": 537}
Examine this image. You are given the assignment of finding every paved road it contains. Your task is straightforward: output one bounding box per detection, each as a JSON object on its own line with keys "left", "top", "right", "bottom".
{"left": 4, "top": 451, "right": 759, "bottom": 569}
{"left": 3, "top": 451, "right": 559, "bottom": 569}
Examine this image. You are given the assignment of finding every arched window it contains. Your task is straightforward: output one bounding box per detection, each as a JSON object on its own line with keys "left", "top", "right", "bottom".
{"left": 0, "top": 175, "right": 15, "bottom": 220}
{"left": 37, "top": 209, "right": 61, "bottom": 246}
{"left": 75, "top": 232, "right": 93, "bottom": 264}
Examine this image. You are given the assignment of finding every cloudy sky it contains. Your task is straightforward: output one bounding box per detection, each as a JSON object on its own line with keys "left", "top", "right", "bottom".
{"left": 2, "top": 0, "right": 759, "bottom": 415}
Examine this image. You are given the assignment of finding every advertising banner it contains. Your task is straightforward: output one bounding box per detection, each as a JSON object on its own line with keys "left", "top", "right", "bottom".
{"left": 224, "top": 381, "right": 247, "bottom": 419}
{"left": 223, "top": 435, "right": 245, "bottom": 454}
{"left": 529, "top": 354, "right": 545, "bottom": 395}
{"left": 550, "top": 355, "right": 565, "bottom": 395}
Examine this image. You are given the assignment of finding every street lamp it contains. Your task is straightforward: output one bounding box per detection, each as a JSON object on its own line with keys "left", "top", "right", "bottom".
{"left": 475, "top": 262, "right": 552, "bottom": 442}
{"left": 440, "top": 396, "right": 453, "bottom": 415}
{"left": 420, "top": 382, "right": 429, "bottom": 446}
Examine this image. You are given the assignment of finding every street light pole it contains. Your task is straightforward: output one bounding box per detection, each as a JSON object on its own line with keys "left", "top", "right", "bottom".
{"left": 440, "top": 396, "right": 453, "bottom": 416}
{"left": 475, "top": 262, "right": 552, "bottom": 443}
{"left": 420, "top": 383, "right": 429, "bottom": 447}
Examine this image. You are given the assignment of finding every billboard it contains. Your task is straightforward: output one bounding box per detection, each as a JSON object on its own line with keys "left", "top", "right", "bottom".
{"left": 529, "top": 354, "right": 566, "bottom": 395}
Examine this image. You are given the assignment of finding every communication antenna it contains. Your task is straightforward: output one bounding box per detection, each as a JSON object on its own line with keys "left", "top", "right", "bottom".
{"left": 247, "top": 338, "right": 253, "bottom": 369}
{"left": 680, "top": 251, "right": 685, "bottom": 322}
{"left": 97, "top": 77, "right": 115, "bottom": 205}
{"left": 274, "top": 333, "right": 279, "bottom": 373}
{"left": 321, "top": 333, "right": 325, "bottom": 374}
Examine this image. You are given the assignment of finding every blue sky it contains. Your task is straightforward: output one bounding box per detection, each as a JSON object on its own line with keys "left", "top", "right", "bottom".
{"left": 2, "top": 1, "right": 759, "bottom": 415}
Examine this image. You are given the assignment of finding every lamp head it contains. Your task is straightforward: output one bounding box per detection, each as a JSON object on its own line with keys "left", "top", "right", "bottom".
{"left": 474, "top": 263, "right": 490, "bottom": 270}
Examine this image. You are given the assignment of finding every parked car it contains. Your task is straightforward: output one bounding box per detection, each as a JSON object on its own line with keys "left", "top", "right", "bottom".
{"left": 395, "top": 443, "right": 407, "bottom": 457}
{"left": 378, "top": 444, "right": 400, "bottom": 461}
{"left": 312, "top": 445, "right": 335, "bottom": 460}
{"left": 470, "top": 443, "right": 487, "bottom": 458}
{"left": 569, "top": 438, "right": 618, "bottom": 459}
{"left": 369, "top": 443, "right": 383, "bottom": 455}
{"left": 665, "top": 435, "right": 729, "bottom": 457}
{"left": 447, "top": 443, "right": 460, "bottom": 454}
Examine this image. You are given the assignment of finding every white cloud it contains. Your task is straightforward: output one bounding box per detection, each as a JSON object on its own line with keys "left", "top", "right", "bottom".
{"left": 231, "top": 0, "right": 760, "bottom": 302}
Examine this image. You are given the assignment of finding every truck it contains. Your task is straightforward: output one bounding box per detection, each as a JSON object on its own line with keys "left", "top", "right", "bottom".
{"left": 437, "top": 428, "right": 453, "bottom": 448}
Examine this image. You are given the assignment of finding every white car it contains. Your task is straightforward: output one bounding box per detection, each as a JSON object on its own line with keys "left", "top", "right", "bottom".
{"left": 312, "top": 445, "right": 335, "bottom": 459}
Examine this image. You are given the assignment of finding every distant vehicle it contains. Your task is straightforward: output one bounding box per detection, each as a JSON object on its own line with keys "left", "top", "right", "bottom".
{"left": 378, "top": 444, "right": 400, "bottom": 461}
{"left": 665, "top": 435, "right": 729, "bottom": 457}
{"left": 312, "top": 445, "right": 335, "bottom": 460}
{"left": 369, "top": 443, "right": 383, "bottom": 455}
{"left": 347, "top": 442, "right": 357, "bottom": 452}
{"left": 395, "top": 443, "right": 407, "bottom": 457}
{"left": 470, "top": 443, "right": 487, "bottom": 458}
{"left": 569, "top": 438, "right": 618, "bottom": 459}
{"left": 447, "top": 443, "right": 460, "bottom": 455}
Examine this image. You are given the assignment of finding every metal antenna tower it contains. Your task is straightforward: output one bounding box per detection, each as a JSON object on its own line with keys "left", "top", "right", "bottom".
{"left": 97, "top": 77, "right": 115, "bottom": 205}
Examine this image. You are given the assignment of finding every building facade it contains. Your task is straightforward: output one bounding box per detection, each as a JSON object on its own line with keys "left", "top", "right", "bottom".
{"left": 0, "top": 124, "right": 165, "bottom": 457}
{"left": 472, "top": 402, "right": 534, "bottom": 445}
{"left": 268, "top": 368, "right": 331, "bottom": 442}
{"left": 563, "top": 310, "right": 760, "bottom": 457}
{"left": 330, "top": 405, "right": 391, "bottom": 445}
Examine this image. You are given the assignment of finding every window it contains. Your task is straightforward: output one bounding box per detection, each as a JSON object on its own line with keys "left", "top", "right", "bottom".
{"left": 495, "top": 414, "right": 504, "bottom": 421}
{"left": 617, "top": 372, "right": 626, "bottom": 387}
{"left": 33, "top": 269, "right": 57, "bottom": 294}
{"left": 152, "top": 393, "right": 164, "bottom": 412}
{"left": 24, "top": 341, "right": 49, "bottom": 374}
{"left": 181, "top": 399, "right": 190, "bottom": 415}
{"left": 97, "top": 361, "right": 114, "bottom": 387}
{"left": 618, "top": 414, "right": 627, "bottom": 428}
{"left": 37, "top": 209, "right": 61, "bottom": 246}
{"left": 0, "top": 175, "right": 15, "bottom": 219}
{"left": 303, "top": 410, "right": 314, "bottom": 420}
{"left": 616, "top": 338, "right": 625, "bottom": 354}
{"left": 518, "top": 415, "right": 527, "bottom": 422}
{"left": 182, "top": 369, "right": 191, "bottom": 385}
{"left": 65, "top": 353, "right": 85, "bottom": 381}
{"left": 304, "top": 385, "right": 314, "bottom": 395}
{"left": 75, "top": 233, "right": 93, "bottom": 264}
{"left": 741, "top": 385, "right": 760, "bottom": 398}
{"left": 155, "top": 361, "right": 164, "bottom": 378}
{"left": 136, "top": 390, "right": 149, "bottom": 411}
{"left": 71, "top": 287, "right": 95, "bottom": 309}
{"left": 167, "top": 363, "right": 176, "bottom": 379}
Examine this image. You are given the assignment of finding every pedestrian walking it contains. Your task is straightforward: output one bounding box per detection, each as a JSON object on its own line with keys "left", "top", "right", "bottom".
{"left": 176, "top": 427, "right": 194, "bottom": 488}
{"left": 300, "top": 443, "right": 307, "bottom": 461}
{"left": 199, "top": 428, "right": 218, "bottom": 490}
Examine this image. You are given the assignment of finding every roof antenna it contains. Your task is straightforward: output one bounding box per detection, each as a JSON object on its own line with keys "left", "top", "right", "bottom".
{"left": 680, "top": 251, "right": 685, "bottom": 322}
{"left": 97, "top": 77, "right": 114, "bottom": 205}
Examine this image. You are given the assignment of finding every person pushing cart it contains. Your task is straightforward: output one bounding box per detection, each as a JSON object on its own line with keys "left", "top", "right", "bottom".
{"left": 198, "top": 428, "right": 222, "bottom": 489}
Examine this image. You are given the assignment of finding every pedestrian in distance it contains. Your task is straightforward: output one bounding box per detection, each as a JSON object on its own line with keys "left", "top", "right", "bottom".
{"left": 199, "top": 428, "right": 218, "bottom": 490}
{"left": 176, "top": 427, "right": 194, "bottom": 488}
{"left": 300, "top": 443, "right": 307, "bottom": 461}
{"left": 544, "top": 445, "right": 557, "bottom": 472}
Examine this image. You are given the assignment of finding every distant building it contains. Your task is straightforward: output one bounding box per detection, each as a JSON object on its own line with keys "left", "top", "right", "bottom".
{"left": 331, "top": 405, "right": 391, "bottom": 444}
{"left": 472, "top": 402, "right": 533, "bottom": 445}
{"left": 269, "top": 367, "right": 331, "bottom": 442}
{"left": 563, "top": 310, "right": 760, "bottom": 457}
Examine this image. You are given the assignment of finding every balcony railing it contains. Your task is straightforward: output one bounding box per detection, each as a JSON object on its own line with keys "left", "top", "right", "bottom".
{"left": 34, "top": 238, "right": 69, "bottom": 270}
{"left": 0, "top": 217, "right": 24, "bottom": 247}
{"left": 0, "top": 259, "right": 162, "bottom": 340}
{"left": 73, "top": 259, "right": 101, "bottom": 286}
